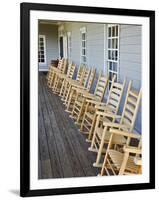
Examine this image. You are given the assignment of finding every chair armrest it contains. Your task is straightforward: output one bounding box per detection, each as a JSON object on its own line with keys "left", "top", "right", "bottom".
{"left": 109, "top": 128, "right": 141, "bottom": 139}
{"left": 86, "top": 99, "right": 104, "bottom": 105}
{"left": 123, "top": 146, "right": 142, "bottom": 154}
{"left": 72, "top": 86, "right": 85, "bottom": 91}
{"left": 95, "top": 105, "right": 115, "bottom": 113}
{"left": 96, "top": 111, "right": 121, "bottom": 119}
{"left": 83, "top": 93, "right": 95, "bottom": 98}
{"left": 71, "top": 82, "right": 82, "bottom": 87}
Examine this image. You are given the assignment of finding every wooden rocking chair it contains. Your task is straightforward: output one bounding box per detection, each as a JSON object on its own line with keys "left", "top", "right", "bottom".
{"left": 47, "top": 58, "right": 67, "bottom": 88}
{"left": 100, "top": 128, "right": 142, "bottom": 176}
{"left": 59, "top": 64, "right": 85, "bottom": 100}
{"left": 80, "top": 76, "right": 126, "bottom": 142}
{"left": 47, "top": 58, "right": 63, "bottom": 87}
{"left": 70, "top": 73, "right": 108, "bottom": 125}
{"left": 63, "top": 66, "right": 91, "bottom": 106}
{"left": 51, "top": 62, "right": 76, "bottom": 94}
{"left": 65, "top": 68, "right": 96, "bottom": 113}
{"left": 89, "top": 81, "right": 142, "bottom": 168}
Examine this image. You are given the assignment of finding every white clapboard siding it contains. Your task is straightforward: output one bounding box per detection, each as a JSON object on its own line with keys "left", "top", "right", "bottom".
{"left": 39, "top": 23, "right": 58, "bottom": 70}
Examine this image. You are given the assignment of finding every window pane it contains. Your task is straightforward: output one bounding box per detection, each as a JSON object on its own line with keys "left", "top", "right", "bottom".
{"left": 115, "top": 38, "right": 118, "bottom": 49}
{"left": 113, "top": 63, "right": 117, "bottom": 72}
{"left": 40, "top": 38, "right": 43, "bottom": 41}
{"left": 108, "top": 27, "right": 111, "bottom": 37}
{"left": 116, "top": 26, "right": 118, "bottom": 36}
{"left": 82, "top": 33, "right": 85, "bottom": 40}
{"left": 108, "top": 39, "right": 111, "bottom": 48}
{"left": 112, "top": 51, "right": 115, "bottom": 60}
{"left": 82, "top": 49, "right": 86, "bottom": 55}
{"left": 112, "top": 26, "right": 115, "bottom": 37}
{"left": 109, "top": 62, "right": 113, "bottom": 70}
{"left": 109, "top": 72, "right": 113, "bottom": 81}
{"left": 115, "top": 50, "right": 118, "bottom": 61}
{"left": 108, "top": 50, "right": 111, "bottom": 59}
{"left": 82, "top": 41, "right": 86, "bottom": 47}
{"left": 112, "top": 39, "right": 115, "bottom": 49}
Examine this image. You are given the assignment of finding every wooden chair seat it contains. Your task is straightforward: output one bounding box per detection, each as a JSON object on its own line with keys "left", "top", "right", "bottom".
{"left": 97, "top": 130, "right": 126, "bottom": 145}
{"left": 108, "top": 150, "right": 139, "bottom": 173}
{"left": 85, "top": 112, "right": 94, "bottom": 120}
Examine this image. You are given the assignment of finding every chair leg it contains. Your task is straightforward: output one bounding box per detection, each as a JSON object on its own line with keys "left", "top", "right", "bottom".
{"left": 59, "top": 79, "right": 65, "bottom": 97}
{"left": 93, "top": 127, "right": 108, "bottom": 168}
{"left": 64, "top": 85, "right": 72, "bottom": 105}
{"left": 76, "top": 98, "right": 85, "bottom": 124}
{"left": 87, "top": 115, "right": 96, "bottom": 141}
{"left": 89, "top": 115, "right": 100, "bottom": 151}
{"left": 65, "top": 89, "right": 75, "bottom": 112}
{"left": 80, "top": 103, "right": 89, "bottom": 132}
{"left": 61, "top": 81, "right": 68, "bottom": 100}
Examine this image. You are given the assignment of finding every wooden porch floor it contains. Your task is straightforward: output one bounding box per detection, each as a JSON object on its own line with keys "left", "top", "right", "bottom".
{"left": 38, "top": 72, "right": 99, "bottom": 179}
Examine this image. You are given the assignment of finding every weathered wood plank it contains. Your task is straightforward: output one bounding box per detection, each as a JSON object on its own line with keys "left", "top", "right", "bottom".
{"left": 38, "top": 72, "right": 99, "bottom": 178}
{"left": 42, "top": 76, "right": 85, "bottom": 177}
{"left": 38, "top": 86, "right": 52, "bottom": 179}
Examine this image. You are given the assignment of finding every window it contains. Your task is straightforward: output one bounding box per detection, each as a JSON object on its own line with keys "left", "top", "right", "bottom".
{"left": 107, "top": 25, "right": 119, "bottom": 86}
{"left": 67, "top": 32, "right": 72, "bottom": 61}
{"left": 38, "top": 35, "right": 46, "bottom": 64}
{"left": 80, "top": 27, "right": 87, "bottom": 64}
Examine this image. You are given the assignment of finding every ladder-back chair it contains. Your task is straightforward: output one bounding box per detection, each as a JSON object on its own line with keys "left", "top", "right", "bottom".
{"left": 80, "top": 76, "right": 126, "bottom": 142}
{"left": 89, "top": 81, "right": 142, "bottom": 167}
{"left": 70, "top": 73, "right": 108, "bottom": 125}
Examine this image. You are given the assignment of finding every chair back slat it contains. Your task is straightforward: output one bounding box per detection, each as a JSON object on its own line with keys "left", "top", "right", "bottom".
{"left": 67, "top": 63, "right": 76, "bottom": 79}
{"left": 81, "top": 67, "right": 91, "bottom": 87}
{"left": 106, "top": 75, "right": 126, "bottom": 114}
{"left": 76, "top": 64, "right": 85, "bottom": 82}
{"left": 86, "top": 68, "right": 96, "bottom": 91}
{"left": 94, "top": 73, "right": 108, "bottom": 101}
{"left": 120, "top": 81, "right": 142, "bottom": 132}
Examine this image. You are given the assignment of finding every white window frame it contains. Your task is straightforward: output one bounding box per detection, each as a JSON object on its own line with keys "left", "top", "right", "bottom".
{"left": 38, "top": 35, "right": 46, "bottom": 65}
{"left": 80, "top": 27, "right": 87, "bottom": 64}
{"left": 107, "top": 24, "right": 120, "bottom": 85}
{"left": 67, "top": 32, "right": 72, "bottom": 61}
